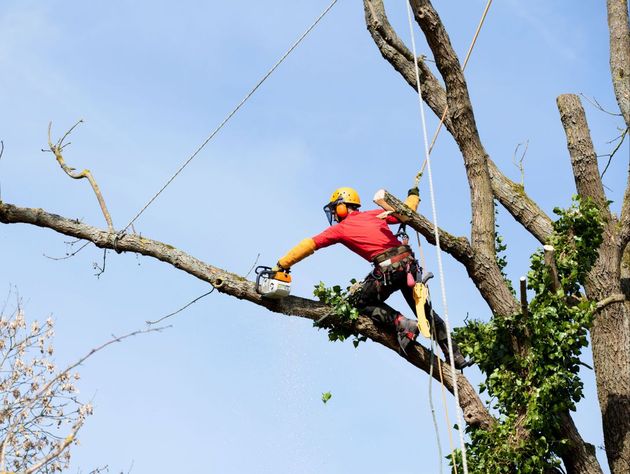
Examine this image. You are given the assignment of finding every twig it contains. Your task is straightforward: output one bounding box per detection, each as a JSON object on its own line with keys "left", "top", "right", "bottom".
{"left": 580, "top": 93, "right": 622, "bottom": 117}
{"left": 3, "top": 325, "right": 169, "bottom": 473}
{"left": 93, "top": 249, "right": 108, "bottom": 278}
{"left": 600, "top": 127, "right": 628, "bottom": 178}
{"left": 244, "top": 253, "right": 261, "bottom": 279}
{"left": 512, "top": 140, "right": 529, "bottom": 187}
{"left": 47, "top": 121, "right": 115, "bottom": 232}
{"left": 146, "top": 289, "right": 215, "bottom": 325}
{"left": 44, "top": 241, "right": 91, "bottom": 261}
{"left": 87, "top": 466, "right": 110, "bottom": 474}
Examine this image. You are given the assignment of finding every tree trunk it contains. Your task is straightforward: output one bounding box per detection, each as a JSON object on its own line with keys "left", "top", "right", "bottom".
{"left": 557, "top": 94, "right": 630, "bottom": 473}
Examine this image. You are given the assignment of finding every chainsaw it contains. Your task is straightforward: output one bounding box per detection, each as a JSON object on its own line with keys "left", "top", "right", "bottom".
{"left": 255, "top": 266, "right": 292, "bottom": 299}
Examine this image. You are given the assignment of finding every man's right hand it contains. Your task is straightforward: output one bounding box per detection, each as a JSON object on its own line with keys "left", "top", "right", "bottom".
{"left": 273, "top": 263, "right": 289, "bottom": 273}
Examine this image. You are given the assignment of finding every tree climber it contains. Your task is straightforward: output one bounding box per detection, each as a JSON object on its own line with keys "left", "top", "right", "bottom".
{"left": 275, "top": 187, "right": 470, "bottom": 369}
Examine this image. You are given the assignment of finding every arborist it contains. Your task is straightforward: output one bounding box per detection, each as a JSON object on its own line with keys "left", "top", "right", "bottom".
{"left": 274, "top": 186, "right": 470, "bottom": 369}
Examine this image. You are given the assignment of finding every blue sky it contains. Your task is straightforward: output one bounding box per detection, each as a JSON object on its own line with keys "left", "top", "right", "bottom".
{"left": 1, "top": 1, "right": 627, "bottom": 472}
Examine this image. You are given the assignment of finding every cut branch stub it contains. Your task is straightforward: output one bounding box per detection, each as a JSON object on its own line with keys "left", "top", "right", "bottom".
{"left": 520, "top": 276, "right": 528, "bottom": 318}
{"left": 543, "top": 245, "right": 562, "bottom": 293}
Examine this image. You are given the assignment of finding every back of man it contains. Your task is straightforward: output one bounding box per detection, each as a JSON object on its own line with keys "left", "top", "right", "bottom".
{"left": 275, "top": 186, "right": 469, "bottom": 368}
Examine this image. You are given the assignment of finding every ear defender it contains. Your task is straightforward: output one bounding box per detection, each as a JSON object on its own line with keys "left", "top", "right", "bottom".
{"left": 335, "top": 203, "right": 348, "bottom": 220}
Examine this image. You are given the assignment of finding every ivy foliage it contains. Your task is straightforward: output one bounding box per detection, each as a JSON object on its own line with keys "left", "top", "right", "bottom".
{"left": 313, "top": 280, "right": 367, "bottom": 348}
{"left": 454, "top": 197, "right": 604, "bottom": 473}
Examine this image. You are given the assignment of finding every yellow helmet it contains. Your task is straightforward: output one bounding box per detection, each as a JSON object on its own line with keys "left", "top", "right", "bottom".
{"left": 324, "top": 187, "right": 361, "bottom": 225}
{"left": 329, "top": 187, "right": 361, "bottom": 206}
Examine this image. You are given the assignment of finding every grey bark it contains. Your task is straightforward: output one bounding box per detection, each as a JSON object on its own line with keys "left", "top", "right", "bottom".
{"left": 607, "top": 0, "right": 630, "bottom": 128}
{"left": 557, "top": 94, "right": 630, "bottom": 474}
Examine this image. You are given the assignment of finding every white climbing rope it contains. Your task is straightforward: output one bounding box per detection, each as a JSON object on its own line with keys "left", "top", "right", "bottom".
{"left": 405, "top": 2, "right": 469, "bottom": 473}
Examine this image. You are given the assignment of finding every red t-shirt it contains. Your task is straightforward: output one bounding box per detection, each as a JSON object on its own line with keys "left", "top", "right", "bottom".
{"left": 312, "top": 209, "right": 403, "bottom": 261}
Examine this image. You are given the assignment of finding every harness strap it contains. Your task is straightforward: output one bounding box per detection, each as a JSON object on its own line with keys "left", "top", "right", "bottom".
{"left": 373, "top": 245, "right": 413, "bottom": 265}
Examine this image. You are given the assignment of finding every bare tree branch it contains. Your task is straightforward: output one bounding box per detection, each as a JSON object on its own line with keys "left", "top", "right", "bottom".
{"left": 0, "top": 200, "right": 493, "bottom": 429}
{"left": 363, "top": 0, "right": 451, "bottom": 130}
{"left": 146, "top": 288, "right": 215, "bottom": 325}
{"left": 407, "top": 0, "right": 495, "bottom": 260}
{"left": 557, "top": 94, "right": 611, "bottom": 215}
{"left": 607, "top": 0, "right": 630, "bottom": 128}
{"left": 600, "top": 126, "right": 628, "bottom": 178}
{"left": 46, "top": 121, "right": 115, "bottom": 232}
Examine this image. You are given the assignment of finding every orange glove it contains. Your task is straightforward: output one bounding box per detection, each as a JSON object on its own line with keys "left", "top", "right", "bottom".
{"left": 278, "top": 238, "right": 316, "bottom": 269}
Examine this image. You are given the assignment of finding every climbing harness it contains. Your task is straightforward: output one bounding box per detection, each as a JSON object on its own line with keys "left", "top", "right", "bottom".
{"left": 120, "top": 0, "right": 340, "bottom": 234}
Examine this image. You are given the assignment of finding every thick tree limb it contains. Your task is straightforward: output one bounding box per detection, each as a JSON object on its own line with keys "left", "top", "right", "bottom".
{"left": 558, "top": 413, "right": 604, "bottom": 474}
{"left": 620, "top": 158, "right": 630, "bottom": 251}
{"left": 362, "top": 0, "right": 451, "bottom": 130}
{"left": 557, "top": 95, "right": 611, "bottom": 216}
{"left": 487, "top": 160, "right": 554, "bottom": 243}
{"left": 408, "top": 0, "right": 496, "bottom": 259}
{"left": 556, "top": 93, "right": 630, "bottom": 472}
{"left": 607, "top": 0, "right": 630, "bottom": 128}
{"left": 0, "top": 200, "right": 493, "bottom": 429}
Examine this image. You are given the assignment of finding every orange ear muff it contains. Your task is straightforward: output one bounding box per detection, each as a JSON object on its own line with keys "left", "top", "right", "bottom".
{"left": 336, "top": 203, "right": 348, "bottom": 220}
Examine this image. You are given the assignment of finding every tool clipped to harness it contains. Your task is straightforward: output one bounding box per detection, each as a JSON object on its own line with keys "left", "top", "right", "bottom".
{"left": 396, "top": 223, "right": 410, "bottom": 246}
{"left": 255, "top": 266, "right": 292, "bottom": 299}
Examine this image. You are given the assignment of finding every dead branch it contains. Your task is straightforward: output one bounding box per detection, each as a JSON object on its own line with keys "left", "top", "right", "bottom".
{"left": 600, "top": 126, "right": 629, "bottom": 178}
{"left": 146, "top": 288, "right": 215, "bottom": 325}
{"left": 47, "top": 121, "right": 115, "bottom": 232}
{"left": 512, "top": 140, "right": 529, "bottom": 187}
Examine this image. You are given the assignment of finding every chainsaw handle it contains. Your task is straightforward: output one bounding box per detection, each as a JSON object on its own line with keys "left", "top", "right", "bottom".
{"left": 255, "top": 266, "right": 272, "bottom": 294}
